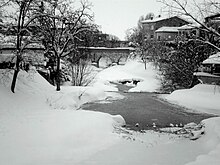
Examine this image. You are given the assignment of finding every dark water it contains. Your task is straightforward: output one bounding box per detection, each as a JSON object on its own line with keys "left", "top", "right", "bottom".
{"left": 82, "top": 83, "right": 217, "bottom": 131}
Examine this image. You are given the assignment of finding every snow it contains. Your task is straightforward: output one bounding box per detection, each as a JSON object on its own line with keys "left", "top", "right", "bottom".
{"left": 155, "top": 26, "right": 179, "bottom": 33}
{"left": 141, "top": 15, "right": 193, "bottom": 24}
{"left": 164, "top": 84, "right": 220, "bottom": 165}
{"left": 141, "top": 16, "right": 168, "bottom": 23}
{"left": 0, "top": 54, "right": 16, "bottom": 62}
{"left": 85, "top": 46, "right": 135, "bottom": 51}
{"left": 178, "top": 23, "right": 201, "bottom": 30}
{"left": 202, "top": 52, "right": 220, "bottom": 64}
{"left": 112, "top": 115, "right": 126, "bottom": 127}
{"left": 166, "top": 84, "right": 220, "bottom": 115}
{"left": 95, "top": 59, "right": 160, "bottom": 92}
{"left": 184, "top": 118, "right": 220, "bottom": 165}
{"left": 1, "top": 59, "right": 220, "bottom": 165}
{"left": 194, "top": 72, "right": 220, "bottom": 78}
{"left": 0, "top": 69, "right": 123, "bottom": 164}
{"left": 79, "top": 127, "right": 218, "bottom": 165}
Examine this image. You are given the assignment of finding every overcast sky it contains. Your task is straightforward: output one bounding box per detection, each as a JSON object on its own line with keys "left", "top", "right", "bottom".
{"left": 91, "top": 0, "right": 164, "bottom": 40}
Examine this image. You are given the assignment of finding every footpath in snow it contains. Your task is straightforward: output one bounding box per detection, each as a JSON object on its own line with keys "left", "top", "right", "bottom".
{"left": 0, "top": 60, "right": 220, "bottom": 165}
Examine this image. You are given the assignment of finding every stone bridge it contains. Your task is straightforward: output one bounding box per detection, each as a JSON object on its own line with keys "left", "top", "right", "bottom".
{"left": 79, "top": 47, "right": 135, "bottom": 67}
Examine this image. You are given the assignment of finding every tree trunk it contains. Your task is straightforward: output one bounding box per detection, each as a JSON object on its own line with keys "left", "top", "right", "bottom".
{"left": 116, "top": 57, "right": 121, "bottom": 65}
{"left": 96, "top": 55, "right": 103, "bottom": 68}
{"left": 56, "top": 56, "right": 61, "bottom": 91}
{"left": 11, "top": 69, "right": 19, "bottom": 93}
{"left": 11, "top": 56, "right": 21, "bottom": 93}
{"left": 144, "top": 61, "right": 147, "bottom": 70}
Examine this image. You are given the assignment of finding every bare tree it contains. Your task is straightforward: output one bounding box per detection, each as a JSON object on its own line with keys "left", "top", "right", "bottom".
{"left": 37, "top": 0, "right": 95, "bottom": 91}
{"left": 1, "top": 0, "right": 43, "bottom": 93}
{"left": 69, "top": 59, "right": 95, "bottom": 86}
{"left": 126, "top": 13, "right": 156, "bottom": 69}
{"left": 66, "top": 28, "right": 98, "bottom": 86}
{"left": 0, "top": 0, "right": 11, "bottom": 9}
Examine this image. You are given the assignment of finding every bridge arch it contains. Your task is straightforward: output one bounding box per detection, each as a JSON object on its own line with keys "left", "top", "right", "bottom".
{"left": 80, "top": 47, "right": 135, "bottom": 68}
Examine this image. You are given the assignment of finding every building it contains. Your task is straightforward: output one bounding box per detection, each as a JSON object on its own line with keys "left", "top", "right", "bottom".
{"left": 194, "top": 52, "right": 220, "bottom": 85}
{"left": 0, "top": 42, "right": 45, "bottom": 69}
{"left": 0, "top": 23, "right": 45, "bottom": 69}
{"left": 192, "top": 14, "right": 220, "bottom": 85}
{"left": 204, "top": 13, "right": 220, "bottom": 44}
{"left": 155, "top": 26, "right": 179, "bottom": 41}
{"left": 204, "top": 13, "right": 220, "bottom": 33}
{"left": 141, "top": 16, "right": 190, "bottom": 40}
{"left": 177, "top": 24, "right": 201, "bottom": 39}
{"left": 201, "top": 52, "right": 220, "bottom": 76}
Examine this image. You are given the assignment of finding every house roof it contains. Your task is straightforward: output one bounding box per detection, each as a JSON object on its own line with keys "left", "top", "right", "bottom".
{"left": 141, "top": 15, "right": 191, "bottom": 24}
{"left": 0, "top": 54, "right": 16, "bottom": 63}
{"left": 178, "top": 23, "right": 201, "bottom": 30}
{"left": 205, "top": 13, "right": 220, "bottom": 20}
{"left": 155, "top": 26, "right": 179, "bottom": 33}
{"left": 0, "top": 43, "right": 45, "bottom": 50}
{"left": 0, "top": 34, "right": 44, "bottom": 49}
{"left": 203, "top": 52, "right": 220, "bottom": 64}
{"left": 141, "top": 16, "right": 167, "bottom": 23}
{"left": 194, "top": 72, "right": 220, "bottom": 78}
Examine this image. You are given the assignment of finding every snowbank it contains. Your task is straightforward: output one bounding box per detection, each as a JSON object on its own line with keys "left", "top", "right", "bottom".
{"left": 0, "top": 109, "right": 121, "bottom": 165}
{"left": 79, "top": 123, "right": 219, "bottom": 165}
{"left": 202, "top": 52, "right": 220, "bottom": 64}
{"left": 96, "top": 63, "right": 137, "bottom": 82}
{"left": 47, "top": 85, "right": 108, "bottom": 110}
{"left": 166, "top": 84, "right": 220, "bottom": 115}
{"left": 0, "top": 69, "right": 111, "bottom": 110}
{"left": 129, "top": 80, "right": 159, "bottom": 92}
{"left": 96, "top": 60, "right": 160, "bottom": 92}
{"left": 184, "top": 117, "right": 220, "bottom": 165}
{"left": 0, "top": 69, "right": 125, "bottom": 165}
{"left": 165, "top": 84, "right": 220, "bottom": 165}
{"left": 112, "top": 115, "right": 126, "bottom": 127}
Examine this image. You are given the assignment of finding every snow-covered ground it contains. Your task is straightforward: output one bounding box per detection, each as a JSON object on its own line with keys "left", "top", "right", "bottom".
{"left": 166, "top": 84, "right": 220, "bottom": 115}
{"left": 0, "top": 68, "right": 126, "bottom": 165}
{"left": 0, "top": 60, "right": 220, "bottom": 165}
{"left": 95, "top": 59, "right": 160, "bottom": 92}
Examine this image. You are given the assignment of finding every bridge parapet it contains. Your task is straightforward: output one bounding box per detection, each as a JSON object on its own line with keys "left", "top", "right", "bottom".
{"left": 79, "top": 47, "right": 135, "bottom": 67}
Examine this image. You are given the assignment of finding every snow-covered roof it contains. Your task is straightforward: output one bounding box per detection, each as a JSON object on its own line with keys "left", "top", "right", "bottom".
{"left": 141, "top": 15, "right": 191, "bottom": 24}
{"left": 155, "top": 26, "right": 179, "bottom": 33}
{"left": 178, "top": 23, "right": 201, "bottom": 30}
{"left": 79, "top": 46, "right": 135, "bottom": 51}
{"left": 205, "top": 13, "right": 220, "bottom": 19}
{"left": 194, "top": 72, "right": 220, "bottom": 78}
{"left": 0, "top": 53, "right": 15, "bottom": 62}
{"left": 0, "top": 43, "right": 44, "bottom": 49}
{"left": 0, "top": 35, "right": 16, "bottom": 42}
{"left": 202, "top": 52, "right": 220, "bottom": 64}
{"left": 141, "top": 17, "right": 167, "bottom": 23}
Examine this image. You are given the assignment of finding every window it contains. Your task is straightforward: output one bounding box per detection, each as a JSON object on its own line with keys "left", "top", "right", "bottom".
{"left": 157, "top": 36, "right": 161, "bottom": 40}
{"left": 151, "top": 25, "right": 154, "bottom": 30}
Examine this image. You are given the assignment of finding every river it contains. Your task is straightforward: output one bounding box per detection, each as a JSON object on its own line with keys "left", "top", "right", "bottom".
{"left": 82, "top": 83, "right": 216, "bottom": 131}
